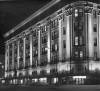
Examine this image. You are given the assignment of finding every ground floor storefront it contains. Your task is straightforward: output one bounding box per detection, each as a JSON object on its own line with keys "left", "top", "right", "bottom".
{"left": 3, "top": 74, "right": 100, "bottom": 85}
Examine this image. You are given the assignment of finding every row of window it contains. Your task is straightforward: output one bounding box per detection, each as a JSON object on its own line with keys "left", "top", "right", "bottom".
{"left": 50, "top": 19, "right": 58, "bottom": 29}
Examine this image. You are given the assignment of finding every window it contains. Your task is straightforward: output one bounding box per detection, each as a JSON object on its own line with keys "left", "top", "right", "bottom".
{"left": 79, "top": 36, "right": 83, "bottom": 45}
{"left": 33, "top": 39, "right": 38, "bottom": 46}
{"left": 52, "top": 31, "right": 58, "bottom": 40}
{"left": 42, "top": 47, "right": 47, "bottom": 55}
{"left": 63, "top": 40, "right": 66, "bottom": 48}
{"left": 78, "top": 8, "right": 83, "bottom": 17}
{"left": 94, "top": 51, "right": 97, "bottom": 60}
{"left": 33, "top": 30, "right": 37, "bottom": 37}
{"left": 80, "top": 51, "right": 83, "bottom": 58}
{"left": 42, "top": 36, "right": 47, "bottom": 44}
{"left": 94, "top": 38, "right": 97, "bottom": 46}
{"left": 75, "top": 51, "right": 78, "bottom": 57}
{"left": 63, "top": 27, "right": 66, "bottom": 35}
{"left": 94, "top": 24, "right": 97, "bottom": 32}
{"left": 55, "top": 44, "right": 58, "bottom": 51}
{"left": 75, "top": 36, "right": 78, "bottom": 45}
{"left": 75, "top": 9, "right": 78, "bottom": 17}
{"left": 93, "top": 10, "right": 97, "bottom": 19}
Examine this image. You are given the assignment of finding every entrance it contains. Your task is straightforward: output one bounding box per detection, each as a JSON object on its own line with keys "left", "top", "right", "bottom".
{"left": 73, "top": 76, "right": 86, "bottom": 85}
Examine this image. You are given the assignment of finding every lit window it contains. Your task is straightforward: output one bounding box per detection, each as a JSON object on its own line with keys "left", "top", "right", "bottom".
{"left": 45, "top": 25, "right": 47, "bottom": 31}
{"left": 55, "top": 44, "right": 58, "bottom": 51}
{"left": 75, "top": 36, "right": 78, "bottom": 45}
{"left": 73, "top": 76, "right": 86, "bottom": 79}
{"left": 53, "top": 78, "right": 58, "bottom": 84}
{"left": 80, "top": 51, "right": 83, "bottom": 57}
{"left": 75, "top": 51, "right": 78, "bottom": 57}
{"left": 75, "top": 9, "right": 78, "bottom": 17}
{"left": 20, "top": 79, "right": 23, "bottom": 84}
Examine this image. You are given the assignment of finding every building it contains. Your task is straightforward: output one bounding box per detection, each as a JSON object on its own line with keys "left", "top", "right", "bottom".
{"left": 4, "top": 0, "right": 100, "bottom": 85}
{"left": 0, "top": 55, "right": 5, "bottom": 85}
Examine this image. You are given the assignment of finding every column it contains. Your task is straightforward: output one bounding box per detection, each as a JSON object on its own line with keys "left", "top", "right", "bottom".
{"left": 5, "top": 44, "right": 8, "bottom": 78}
{"left": 23, "top": 37, "right": 26, "bottom": 68}
{"left": 97, "top": 14, "right": 100, "bottom": 59}
{"left": 85, "top": 13, "right": 88, "bottom": 59}
{"left": 30, "top": 34, "right": 32, "bottom": 66}
{"left": 58, "top": 18, "right": 62, "bottom": 61}
{"left": 17, "top": 41, "right": 20, "bottom": 69}
{"left": 65, "top": 15, "right": 71, "bottom": 59}
{"left": 47, "top": 25, "right": 50, "bottom": 63}
{"left": 12, "top": 43, "right": 14, "bottom": 70}
{"left": 5, "top": 44, "right": 7, "bottom": 71}
{"left": 38, "top": 30, "right": 41, "bottom": 65}
{"left": 87, "top": 13, "right": 94, "bottom": 58}
{"left": 8, "top": 44, "right": 9, "bottom": 71}
{"left": 70, "top": 15, "right": 73, "bottom": 59}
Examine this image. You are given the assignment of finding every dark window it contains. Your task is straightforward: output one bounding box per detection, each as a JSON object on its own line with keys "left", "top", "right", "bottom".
{"left": 93, "top": 10, "right": 97, "bottom": 19}
{"left": 42, "top": 36, "right": 47, "bottom": 44}
{"left": 63, "top": 27, "right": 66, "bottom": 35}
{"left": 94, "top": 51, "right": 97, "bottom": 61}
{"left": 93, "top": 24, "right": 97, "bottom": 32}
{"left": 63, "top": 40, "right": 66, "bottom": 48}
{"left": 94, "top": 38, "right": 97, "bottom": 46}
{"left": 52, "top": 31, "right": 58, "bottom": 40}
{"left": 33, "top": 30, "right": 37, "bottom": 37}
{"left": 79, "top": 36, "right": 83, "bottom": 45}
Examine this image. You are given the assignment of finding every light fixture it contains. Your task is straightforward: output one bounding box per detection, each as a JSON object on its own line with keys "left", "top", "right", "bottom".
{"left": 73, "top": 76, "right": 86, "bottom": 79}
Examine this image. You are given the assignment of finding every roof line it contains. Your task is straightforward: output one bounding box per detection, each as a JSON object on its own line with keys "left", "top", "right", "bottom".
{"left": 4, "top": 0, "right": 61, "bottom": 38}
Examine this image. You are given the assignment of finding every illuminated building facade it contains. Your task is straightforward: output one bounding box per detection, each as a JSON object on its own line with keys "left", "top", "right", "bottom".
{"left": 4, "top": 1, "right": 100, "bottom": 85}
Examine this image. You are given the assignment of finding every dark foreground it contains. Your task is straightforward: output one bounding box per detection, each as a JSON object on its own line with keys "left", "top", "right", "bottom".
{"left": 0, "top": 85, "right": 100, "bottom": 91}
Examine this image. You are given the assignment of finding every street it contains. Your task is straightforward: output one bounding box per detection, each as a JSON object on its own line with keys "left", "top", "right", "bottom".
{"left": 0, "top": 85, "right": 100, "bottom": 91}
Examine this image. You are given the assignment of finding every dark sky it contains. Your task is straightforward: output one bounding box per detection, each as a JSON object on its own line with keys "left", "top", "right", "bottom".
{"left": 0, "top": 0, "right": 51, "bottom": 54}
{"left": 0, "top": 0, "right": 99, "bottom": 55}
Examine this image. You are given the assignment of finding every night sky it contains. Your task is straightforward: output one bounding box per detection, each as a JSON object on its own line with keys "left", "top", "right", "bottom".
{"left": 0, "top": 0, "right": 100, "bottom": 55}
{"left": 0, "top": 0, "right": 51, "bottom": 54}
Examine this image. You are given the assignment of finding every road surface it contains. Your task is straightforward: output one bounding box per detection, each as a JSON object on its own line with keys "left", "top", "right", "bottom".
{"left": 0, "top": 85, "right": 100, "bottom": 91}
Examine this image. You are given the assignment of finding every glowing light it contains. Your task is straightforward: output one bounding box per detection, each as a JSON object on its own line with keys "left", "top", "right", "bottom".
{"left": 46, "top": 69, "right": 50, "bottom": 74}
{"left": 2, "top": 80, "right": 5, "bottom": 84}
{"left": 32, "top": 78, "right": 38, "bottom": 82}
{"left": 80, "top": 51, "right": 83, "bottom": 57}
{"left": 75, "top": 9, "right": 78, "bottom": 17}
{"left": 13, "top": 79, "right": 16, "bottom": 84}
{"left": 58, "top": 62, "right": 70, "bottom": 72}
{"left": 53, "top": 78, "right": 58, "bottom": 83}
{"left": 39, "top": 78, "right": 47, "bottom": 83}
{"left": 21, "top": 79, "right": 23, "bottom": 84}
{"left": 75, "top": 36, "right": 78, "bottom": 45}
{"left": 73, "top": 76, "right": 86, "bottom": 79}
